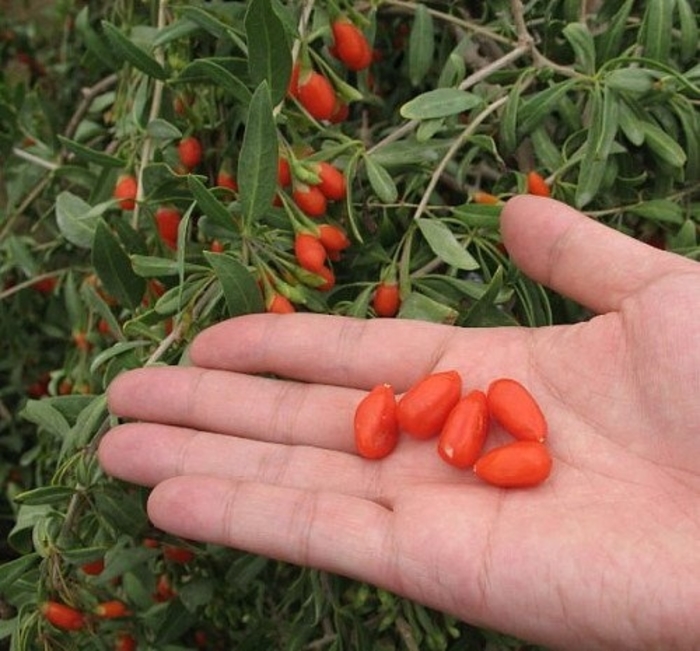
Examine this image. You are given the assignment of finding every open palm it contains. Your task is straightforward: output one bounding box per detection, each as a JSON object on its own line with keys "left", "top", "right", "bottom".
{"left": 100, "top": 196, "right": 700, "bottom": 651}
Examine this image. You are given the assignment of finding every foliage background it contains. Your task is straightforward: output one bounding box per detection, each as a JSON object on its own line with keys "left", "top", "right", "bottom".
{"left": 1, "top": 0, "right": 699, "bottom": 649}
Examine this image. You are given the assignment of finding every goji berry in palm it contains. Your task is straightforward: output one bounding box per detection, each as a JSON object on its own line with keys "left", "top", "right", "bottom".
{"left": 474, "top": 440, "right": 552, "bottom": 488}
{"left": 437, "top": 390, "right": 489, "bottom": 469}
{"left": 354, "top": 384, "right": 399, "bottom": 459}
{"left": 487, "top": 378, "right": 548, "bottom": 442}
{"left": 397, "top": 370, "right": 462, "bottom": 439}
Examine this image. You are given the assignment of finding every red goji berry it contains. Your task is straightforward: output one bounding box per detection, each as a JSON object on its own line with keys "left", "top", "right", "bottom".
{"left": 315, "top": 264, "right": 335, "bottom": 291}
{"left": 314, "top": 161, "right": 346, "bottom": 201}
{"left": 372, "top": 282, "right": 401, "bottom": 318}
{"left": 80, "top": 558, "right": 105, "bottom": 576}
{"left": 94, "top": 600, "right": 131, "bottom": 619}
{"left": 113, "top": 174, "right": 137, "bottom": 210}
{"left": 474, "top": 440, "right": 552, "bottom": 488}
{"left": 267, "top": 292, "right": 295, "bottom": 314}
{"left": 526, "top": 170, "right": 550, "bottom": 197}
{"left": 330, "top": 99, "right": 349, "bottom": 124}
{"left": 177, "top": 136, "right": 203, "bottom": 170}
{"left": 294, "top": 233, "right": 327, "bottom": 272}
{"left": 331, "top": 19, "right": 373, "bottom": 71}
{"left": 278, "top": 157, "right": 292, "bottom": 187}
{"left": 155, "top": 206, "right": 181, "bottom": 250}
{"left": 487, "top": 378, "right": 548, "bottom": 442}
{"left": 287, "top": 62, "right": 301, "bottom": 98}
{"left": 318, "top": 224, "right": 350, "bottom": 253}
{"left": 31, "top": 276, "right": 58, "bottom": 294}
{"left": 437, "top": 390, "right": 489, "bottom": 469}
{"left": 41, "top": 601, "right": 86, "bottom": 631}
{"left": 163, "top": 545, "right": 195, "bottom": 564}
{"left": 296, "top": 70, "right": 337, "bottom": 121}
{"left": 472, "top": 190, "right": 500, "bottom": 205}
{"left": 153, "top": 574, "right": 176, "bottom": 602}
{"left": 396, "top": 370, "right": 462, "bottom": 439}
{"left": 354, "top": 384, "right": 399, "bottom": 459}
{"left": 293, "top": 183, "right": 327, "bottom": 217}
{"left": 216, "top": 169, "right": 238, "bottom": 193}
{"left": 115, "top": 632, "right": 137, "bottom": 651}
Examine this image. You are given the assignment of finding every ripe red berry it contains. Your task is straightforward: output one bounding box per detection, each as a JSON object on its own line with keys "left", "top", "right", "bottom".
{"left": 437, "top": 390, "right": 489, "bottom": 469}
{"left": 331, "top": 19, "right": 373, "bottom": 71}
{"left": 354, "top": 384, "right": 399, "bottom": 459}
{"left": 267, "top": 292, "right": 295, "bottom": 314}
{"left": 526, "top": 170, "right": 550, "bottom": 197}
{"left": 81, "top": 558, "right": 105, "bottom": 576}
{"left": 41, "top": 601, "right": 86, "bottom": 631}
{"left": 177, "top": 136, "right": 203, "bottom": 170}
{"left": 486, "top": 378, "right": 548, "bottom": 442}
{"left": 287, "top": 62, "right": 301, "bottom": 98}
{"left": 474, "top": 441, "right": 552, "bottom": 489}
{"left": 94, "top": 600, "right": 131, "bottom": 619}
{"left": 318, "top": 224, "right": 350, "bottom": 253}
{"left": 155, "top": 206, "right": 181, "bottom": 250}
{"left": 296, "top": 71, "right": 337, "bottom": 121}
{"left": 115, "top": 632, "right": 137, "bottom": 651}
{"left": 329, "top": 99, "right": 350, "bottom": 124}
{"left": 114, "top": 174, "right": 138, "bottom": 210}
{"left": 315, "top": 161, "right": 346, "bottom": 201}
{"left": 294, "top": 233, "right": 327, "bottom": 272}
{"left": 31, "top": 276, "right": 58, "bottom": 294}
{"left": 216, "top": 169, "right": 238, "bottom": 193}
{"left": 277, "top": 157, "right": 292, "bottom": 187}
{"left": 372, "top": 282, "right": 400, "bottom": 318}
{"left": 163, "top": 545, "right": 195, "bottom": 564}
{"left": 293, "top": 184, "right": 327, "bottom": 217}
{"left": 315, "top": 264, "right": 335, "bottom": 291}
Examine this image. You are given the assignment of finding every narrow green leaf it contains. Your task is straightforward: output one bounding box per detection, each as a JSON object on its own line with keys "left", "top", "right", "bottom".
{"left": 639, "top": 0, "right": 675, "bottom": 63}
{"left": 400, "top": 88, "right": 483, "bottom": 120}
{"left": 8, "top": 504, "right": 52, "bottom": 554}
{"left": 90, "top": 341, "right": 150, "bottom": 374}
{"left": 101, "top": 21, "right": 168, "bottom": 80}
{"left": 562, "top": 22, "right": 596, "bottom": 74}
{"left": 530, "top": 126, "right": 564, "bottom": 171}
{"left": 178, "top": 6, "right": 229, "bottom": 39}
{"left": 617, "top": 96, "right": 646, "bottom": 146}
{"left": 415, "top": 218, "right": 480, "bottom": 271}
{"left": 57, "top": 136, "right": 124, "bottom": 168}
{"left": 595, "top": 0, "right": 633, "bottom": 62}
{"left": 408, "top": 4, "right": 434, "bottom": 86}
{"left": 517, "top": 79, "right": 578, "bottom": 139}
{"left": 364, "top": 155, "right": 398, "bottom": 203}
{"left": 55, "top": 191, "right": 102, "bottom": 249}
{"left": 92, "top": 219, "right": 146, "bottom": 310}
{"left": 605, "top": 68, "right": 654, "bottom": 94}
{"left": 61, "top": 394, "right": 108, "bottom": 458}
{"left": 499, "top": 74, "right": 526, "bottom": 155}
{"left": 677, "top": 0, "right": 699, "bottom": 63}
{"left": 0, "top": 554, "right": 40, "bottom": 591}
{"left": 245, "top": 0, "right": 291, "bottom": 105}
{"left": 177, "top": 59, "right": 252, "bottom": 105}
{"left": 146, "top": 118, "right": 182, "bottom": 140}
{"left": 20, "top": 400, "right": 70, "bottom": 438}
{"left": 398, "top": 291, "right": 458, "bottom": 324}
{"left": 188, "top": 175, "right": 238, "bottom": 233}
{"left": 641, "top": 120, "right": 687, "bottom": 167}
{"left": 237, "top": 82, "right": 279, "bottom": 225}
{"left": 575, "top": 85, "right": 619, "bottom": 208}
{"left": 628, "top": 199, "right": 684, "bottom": 224}
{"left": 204, "top": 252, "right": 264, "bottom": 316}
{"left": 14, "top": 486, "right": 76, "bottom": 506}
{"left": 672, "top": 97, "right": 700, "bottom": 180}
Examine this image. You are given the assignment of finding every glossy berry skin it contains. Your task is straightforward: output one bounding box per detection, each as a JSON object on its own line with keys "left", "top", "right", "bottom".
{"left": 293, "top": 184, "right": 327, "bottom": 217}
{"left": 287, "top": 62, "right": 301, "bottom": 98}
{"left": 487, "top": 378, "right": 548, "bottom": 442}
{"left": 354, "top": 384, "right": 399, "bottom": 459}
{"left": 94, "top": 600, "right": 131, "bottom": 619}
{"left": 155, "top": 206, "right": 181, "bottom": 250}
{"left": 474, "top": 441, "right": 552, "bottom": 488}
{"left": 177, "top": 136, "right": 203, "bottom": 170}
{"left": 294, "top": 233, "right": 327, "bottom": 273}
{"left": 397, "top": 370, "right": 462, "bottom": 439}
{"left": 315, "top": 264, "right": 335, "bottom": 291}
{"left": 296, "top": 71, "right": 336, "bottom": 121}
{"left": 277, "top": 157, "right": 292, "bottom": 187}
{"left": 41, "top": 601, "right": 86, "bottom": 631}
{"left": 267, "top": 292, "right": 295, "bottom": 313}
{"left": 437, "top": 390, "right": 489, "bottom": 469}
{"left": 315, "top": 161, "right": 346, "bottom": 201}
{"left": 114, "top": 174, "right": 138, "bottom": 210}
{"left": 318, "top": 224, "right": 350, "bottom": 253}
{"left": 372, "top": 282, "right": 400, "bottom": 318}
{"left": 526, "top": 170, "right": 550, "bottom": 197}
{"left": 331, "top": 20, "right": 373, "bottom": 71}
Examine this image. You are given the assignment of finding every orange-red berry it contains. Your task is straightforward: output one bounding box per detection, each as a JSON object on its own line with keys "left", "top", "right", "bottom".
{"left": 372, "top": 282, "right": 401, "bottom": 318}
{"left": 296, "top": 70, "right": 337, "bottom": 121}
{"left": 177, "top": 136, "right": 203, "bottom": 170}
{"left": 293, "top": 184, "right": 327, "bottom": 217}
{"left": 331, "top": 19, "right": 373, "bottom": 71}
{"left": 114, "top": 174, "right": 138, "bottom": 211}
{"left": 294, "top": 233, "right": 327, "bottom": 272}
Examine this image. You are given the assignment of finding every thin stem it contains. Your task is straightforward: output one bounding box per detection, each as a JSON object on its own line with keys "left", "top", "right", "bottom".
{"left": 10, "top": 147, "right": 59, "bottom": 171}
{"left": 62, "top": 73, "right": 119, "bottom": 145}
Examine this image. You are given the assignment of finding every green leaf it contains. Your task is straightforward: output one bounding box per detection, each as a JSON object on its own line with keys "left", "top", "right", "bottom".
{"left": 19, "top": 400, "right": 70, "bottom": 438}
{"left": 617, "top": 96, "right": 646, "bottom": 146}
{"left": 562, "top": 22, "right": 596, "bottom": 74}
{"left": 245, "top": 0, "right": 291, "bottom": 105}
{"left": 673, "top": 97, "right": 700, "bottom": 180}
{"left": 641, "top": 120, "right": 687, "bottom": 167}
{"left": 595, "top": 0, "right": 633, "bottom": 62}
{"left": 639, "top": 0, "right": 675, "bottom": 63}
{"left": 0, "top": 554, "right": 40, "bottom": 591}
{"left": 60, "top": 394, "right": 108, "bottom": 458}
{"left": 415, "top": 218, "right": 480, "bottom": 271}
{"left": 204, "top": 252, "right": 264, "bottom": 316}
{"left": 628, "top": 199, "right": 684, "bottom": 224}
{"left": 400, "top": 88, "right": 483, "bottom": 120}
{"left": 408, "top": 4, "right": 434, "bottom": 86}
{"left": 238, "top": 82, "right": 278, "bottom": 226}
{"left": 55, "top": 191, "right": 103, "bottom": 249}
{"left": 177, "top": 59, "right": 252, "bottom": 105}
{"left": 92, "top": 219, "right": 146, "bottom": 310}
{"left": 178, "top": 5, "right": 230, "bottom": 39}
{"left": 398, "top": 292, "right": 458, "bottom": 324}
{"left": 101, "top": 21, "right": 168, "bottom": 80}
{"left": 188, "top": 175, "right": 238, "bottom": 233}
{"left": 57, "top": 136, "right": 124, "bottom": 168}
{"left": 605, "top": 68, "right": 654, "bottom": 94}
{"left": 575, "top": 85, "right": 619, "bottom": 208}
{"left": 90, "top": 341, "right": 150, "bottom": 374}
{"left": 146, "top": 118, "right": 182, "bottom": 140}
{"left": 13, "top": 486, "right": 76, "bottom": 506}
{"left": 364, "top": 155, "right": 398, "bottom": 203}
{"left": 677, "top": 0, "right": 699, "bottom": 63}
{"left": 8, "top": 504, "right": 52, "bottom": 554}
{"left": 517, "top": 79, "right": 579, "bottom": 139}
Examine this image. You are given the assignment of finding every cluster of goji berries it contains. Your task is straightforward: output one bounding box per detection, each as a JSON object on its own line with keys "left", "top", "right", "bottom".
{"left": 354, "top": 372, "right": 552, "bottom": 488}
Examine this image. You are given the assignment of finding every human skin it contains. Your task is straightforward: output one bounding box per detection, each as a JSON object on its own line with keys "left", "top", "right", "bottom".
{"left": 99, "top": 196, "right": 700, "bottom": 651}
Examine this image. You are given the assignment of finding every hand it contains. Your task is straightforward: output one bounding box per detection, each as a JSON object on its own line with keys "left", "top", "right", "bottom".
{"left": 99, "top": 196, "right": 700, "bottom": 651}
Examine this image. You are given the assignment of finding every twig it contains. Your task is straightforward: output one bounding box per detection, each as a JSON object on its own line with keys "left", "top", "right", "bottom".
{"left": 62, "top": 73, "right": 119, "bottom": 144}
{"left": 10, "top": 147, "right": 59, "bottom": 171}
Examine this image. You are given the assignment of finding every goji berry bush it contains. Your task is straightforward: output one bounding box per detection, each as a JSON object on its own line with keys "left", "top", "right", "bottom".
{"left": 1, "top": 0, "right": 699, "bottom": 649}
